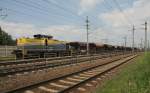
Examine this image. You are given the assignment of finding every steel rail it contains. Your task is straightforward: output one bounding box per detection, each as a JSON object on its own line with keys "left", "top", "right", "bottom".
{"left": 7, "top": 54, "right": 137, "bottom": 93}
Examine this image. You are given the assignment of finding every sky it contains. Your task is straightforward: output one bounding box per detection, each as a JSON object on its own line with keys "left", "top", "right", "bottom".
{"left": 0, "top": 0, "right": 150, "bottom": 47}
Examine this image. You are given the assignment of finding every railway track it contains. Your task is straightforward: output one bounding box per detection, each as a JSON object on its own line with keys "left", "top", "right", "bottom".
{"left": 0, "top": 53, "right": 111, "bottom": 65}
{"left": 7, "top": 54, "right": 137, "bottom": 93}
{"left": 0, "top": 52, "right": 125, "bottom": 77}
{"left": 0, "top": 52, "right": 126, "bottom": 66}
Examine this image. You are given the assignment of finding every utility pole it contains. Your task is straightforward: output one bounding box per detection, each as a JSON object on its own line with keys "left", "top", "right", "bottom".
{"left": 148, "top": 40, "right": 149, "bottom": 51}
{"left": 124, "top": 36, "right": 127, "bottom": 52}
{"left": 144, "top": 21, "right": 147, "bottom": 52}
{"left": 86, "top": 16, "right": 89, "bottom": 55}
{"left": 141, "top": 38, "right": 143, "bottom": 50}
{"left": 0, "top": 8, "right": 7, "bottom": 19}
{"left": 132, "top": 25, "right": 135, "bottom": 52}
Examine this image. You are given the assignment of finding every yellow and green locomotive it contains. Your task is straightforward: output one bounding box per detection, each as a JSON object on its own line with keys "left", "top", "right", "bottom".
{"left": 13, "top": 34, "right": 70, "bottom": 59}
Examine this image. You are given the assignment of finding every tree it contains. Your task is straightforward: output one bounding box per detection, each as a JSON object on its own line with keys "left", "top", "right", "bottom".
{"left": 0, "top": 26, "right": 16, "bottom": 45}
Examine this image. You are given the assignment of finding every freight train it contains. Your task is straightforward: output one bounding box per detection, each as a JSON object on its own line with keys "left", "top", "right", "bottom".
{"left": 12, "top": 34, "right": 137, "bottom": 59}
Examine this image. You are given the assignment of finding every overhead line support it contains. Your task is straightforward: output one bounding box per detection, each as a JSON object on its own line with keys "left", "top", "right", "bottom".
{"left": 86, "top": 16, "right": 90, "bottom": 55}
{"left": 144, "top": 21, "right": 148, "bottom": 52}
{"left": 132, "top": 25, "right": 135, "bottom": 52}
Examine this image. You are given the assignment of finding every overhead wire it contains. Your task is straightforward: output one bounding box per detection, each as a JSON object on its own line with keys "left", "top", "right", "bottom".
{"left": 42, "top": 0, "right": 84, "bottom": 19}
{"left": 89, "top": 0, "right": 132, "bottom": 44}
{"left": 2, "top": 0, "right": 58, "bottom": 23}
{"left": 43, "top": 0, "right": 101, "bottom": 30}
{"left": 12, "top": 0, "right": 83, "bottom": 24}
{"left": 28, "top": 0, "right": 80, "bottom": 20}
{"left": 112, "top": 0, "right": 135, "bottom": 37}
{"left": 112, "top": 0, "right": 133, "bottom": 26}
{"left": 103, "top": 0, "right": 129, "bottom": 26}
{"left": 0, "top": 7, "right": 53, "bottom": 25}
{"left": 0, "top": 1, "right": 85, "bottom": 36}
{"left": 89, "top": 0, "right": 123, "bottom": 30}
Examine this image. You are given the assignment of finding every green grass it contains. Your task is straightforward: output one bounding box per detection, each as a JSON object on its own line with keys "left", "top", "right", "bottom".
{"left": 95, "top": 52, "right": 150, "bottom": 93}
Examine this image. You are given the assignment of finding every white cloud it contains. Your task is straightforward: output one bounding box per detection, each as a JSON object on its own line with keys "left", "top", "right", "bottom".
{"left": 42, "top": 25, "right": 86, "bottom": 41}
{"left": 0, "top": 21, "right": 86, "bottom": 42}
{"left": 98, "top": 0, "right": 150, "bottom": 47}
{"left": 100, "top": 0, "right": 150, "bottom": 27}
{"left": 78, "top": 0, "right": 103, "bottom": 15}
{"left": 0, "top": 20, "right": 137, "bottom": 46}
{"left": 0, "top": 21, "right": 37, "bottom": 38}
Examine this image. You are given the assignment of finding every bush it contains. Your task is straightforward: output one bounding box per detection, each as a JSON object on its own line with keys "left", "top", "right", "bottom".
{"left": 0, "top": 26, "right": 16, "bottom": 45}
